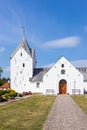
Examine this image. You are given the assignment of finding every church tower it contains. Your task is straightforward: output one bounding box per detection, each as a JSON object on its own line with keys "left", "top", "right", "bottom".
{"left": 10, "top": 37, "right": 36, "bottom": 92}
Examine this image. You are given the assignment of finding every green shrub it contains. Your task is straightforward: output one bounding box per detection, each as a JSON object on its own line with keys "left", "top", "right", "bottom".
{"left": 0, "top": 96, "right": 8, "bottom": 102}
{"left": 2, "top": 89, "right": 17, "bottom": 100}
{"left": 0, "top": 90, "right": 7, "bottom": 96}
{"left": 9, "top": 92, "right": 17, "bottom": 97}
{"left": 7, "top": 89, "right": 16, "bottom": 94}
{"left": 4, "top": 93, "right": 10, "bottom": 99}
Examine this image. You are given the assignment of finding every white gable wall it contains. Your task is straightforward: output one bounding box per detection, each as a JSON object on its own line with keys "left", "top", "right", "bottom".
{"left": 10, "top": 47, "right": 33, "bottom": 92}
{"left": 43, "top": 57, "right": 83, "bottom": 95}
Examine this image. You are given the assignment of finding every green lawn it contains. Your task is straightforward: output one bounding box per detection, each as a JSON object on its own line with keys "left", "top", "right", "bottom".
{"left": 72, "top": 95, "right": 87, "bottom": 114}
{"left": 0, "top": 95, "right": 56, "bottom": 130}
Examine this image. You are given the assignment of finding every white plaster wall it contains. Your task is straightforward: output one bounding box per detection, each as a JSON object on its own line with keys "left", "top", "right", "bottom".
{"left": 30, "top": 82, "right": 43, "bottom": 93}
{"left": 83, "top": 82, "right": 87, "bottom": 91}
{"left": 10, "top": 47, "right": 33, "bottom": 93}
{"left": 43, "top": 57, "right": 84, "bottom": 95}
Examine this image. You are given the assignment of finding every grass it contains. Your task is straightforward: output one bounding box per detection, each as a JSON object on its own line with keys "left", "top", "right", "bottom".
{"left": 72, "top": 95, "right": 87, "bottom": 114}
{"left": 0, "top": 95, "right": 56, "bottom": 130}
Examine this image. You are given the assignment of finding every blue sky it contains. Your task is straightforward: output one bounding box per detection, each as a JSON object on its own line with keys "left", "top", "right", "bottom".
{"left": 0, "top": 0, "right": 87, "bottom": 78}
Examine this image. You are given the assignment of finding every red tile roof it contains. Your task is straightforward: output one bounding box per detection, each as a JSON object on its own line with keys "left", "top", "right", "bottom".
{"left": 1, "top": 82, "right": 10, "bottom": 89}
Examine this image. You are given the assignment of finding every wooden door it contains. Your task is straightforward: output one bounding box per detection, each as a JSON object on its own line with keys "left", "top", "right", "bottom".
{"left": 59, "top": 79, "right": 67, "bottom": 94}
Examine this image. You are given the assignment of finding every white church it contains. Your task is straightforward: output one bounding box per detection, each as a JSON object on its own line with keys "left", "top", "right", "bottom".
{"left": 10, "top": 37, "right": 87, "bottom": 95}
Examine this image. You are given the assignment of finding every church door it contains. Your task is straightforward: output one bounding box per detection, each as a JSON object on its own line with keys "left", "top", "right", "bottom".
{"left": 59, "top": 79, "right": 67, "bottom": 94}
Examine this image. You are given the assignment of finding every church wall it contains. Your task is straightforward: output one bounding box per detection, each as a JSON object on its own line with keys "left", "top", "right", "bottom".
{"left": 83, "top": 82, "right": 87, "bottom": 91}
{"left": 43, "top": 57, "right": 84, "bottom": 95}
{"left": 10, "top": 47, "right": 33, "bottom": 93}
{"left": 10, "top": 38, "right": 85, "bottom": 95}
{"left": 30, "top": 82, "right": 43, "bottom": 93}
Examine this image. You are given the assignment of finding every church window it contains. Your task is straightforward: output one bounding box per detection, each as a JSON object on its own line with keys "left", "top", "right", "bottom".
{"left": 36, "top": 83, "right": 40, "bottom": 88}
{"left": 61, "top": 69, "right": 65, "bottom": 74}
{"left": 61, "top": 64, "right": 64, "bottom": 68}
{"left": 23, "top": 63, "right": 25, "bottom": 67}
{"left": 20, "top": 53, "right": 22, "bottom": 56}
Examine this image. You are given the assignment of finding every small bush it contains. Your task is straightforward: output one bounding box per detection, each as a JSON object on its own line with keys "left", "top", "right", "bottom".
{"left": 0, "top": 90, "right": 7, "bottom": 96}
{"left": 23, "top": 91, "right": 32, "bottom": 96}
{"left": 7, "top": 89, "right": 16, "bottom": 94}
{"left": 0, "top": 89, "right": 17, "bottom": 100}
{"left": 0, "top": 96, "right": 8, "bottom": 102}
{"left": 9, "top": 92, "right": 17, "bottom": 97}
{"left": 28, "top": 91, "right": 32, "bottom": 95}
{"left": 4, "top": 93, "right": 10, "bottom": 99}
{"left": 18, "top": 93, "right": 23, "bottom": 97}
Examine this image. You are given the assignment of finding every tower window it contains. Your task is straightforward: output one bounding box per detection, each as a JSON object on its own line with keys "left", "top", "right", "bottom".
{"left": 61, "top": 69, "right": 65, "bottom": 74}
{"left": 23, "top": 63, "right": 25, "bottom": 67}
{"left": 61, "top": 64, "right": 64, "bottom": 68}
{"left": 20, "top": 53, "right": 22, "bottom": 56}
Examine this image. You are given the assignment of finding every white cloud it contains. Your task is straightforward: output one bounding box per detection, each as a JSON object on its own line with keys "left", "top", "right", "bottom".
{"left": 71, "top": 60, "right": 87, "bottom": 67}
{"left": 43, "top": 36, "right": 81, "bottom": 48}
{"left": 0, "top": 47, "right": 5, "bottom": 52}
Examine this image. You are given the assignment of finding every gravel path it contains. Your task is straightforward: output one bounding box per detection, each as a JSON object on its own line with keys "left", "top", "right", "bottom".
{"left": 43, "top": 95, "right": 87, "bottom": 130}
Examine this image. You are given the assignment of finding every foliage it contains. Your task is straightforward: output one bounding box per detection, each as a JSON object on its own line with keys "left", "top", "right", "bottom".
{"left": 0, "top": 90, "right": 7, "bottom": 96}
{"left": 23, "top": 91, "right": 32, "bottom": 96}
{"left": 18, "top": 91, "right": 32, "bottom": 97}
{"left": 2, "top": 93, "right": 10, "bottom": 100}
{"left": 0, "top": 67, "right": 3, "bottom": 79}
{"left": 72, "top": 95, "right": 87, "bottom": 114}
{"left": 0, "top": 96, "right": 8, "bottom": 102}
{"left": 0, "top": 89, "right": 17, "bottom": 101}
{"left": 0, "top": 95, "right": 56, "bottom": 130}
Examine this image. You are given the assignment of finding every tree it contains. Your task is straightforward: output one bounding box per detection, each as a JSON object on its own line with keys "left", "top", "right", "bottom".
{"left": 0, "top": 67, "right": 3, "bottom": 79}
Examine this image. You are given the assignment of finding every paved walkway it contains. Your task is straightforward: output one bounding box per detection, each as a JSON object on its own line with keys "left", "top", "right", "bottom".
{"left": 43, "top": 95, "right": 87, "bottom": 130}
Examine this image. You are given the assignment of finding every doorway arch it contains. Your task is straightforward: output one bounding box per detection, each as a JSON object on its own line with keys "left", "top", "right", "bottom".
{"left": 59, "top": 79, "right": 67, "bottom": 94}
